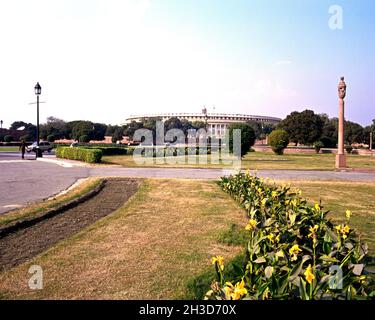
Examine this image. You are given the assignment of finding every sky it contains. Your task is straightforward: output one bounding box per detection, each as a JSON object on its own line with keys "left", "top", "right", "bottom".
{"left": 0, "top": 0, "right": 374, "bottom": 128}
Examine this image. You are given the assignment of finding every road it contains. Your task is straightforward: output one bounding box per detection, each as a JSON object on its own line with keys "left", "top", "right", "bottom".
{"left": 1, "top": 152, "right": 375, "bottom": 214}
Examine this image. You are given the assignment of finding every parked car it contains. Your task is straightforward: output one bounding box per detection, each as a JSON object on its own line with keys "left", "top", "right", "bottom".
{"left": 26, "top": 141, "right": 53, "bottom": 153}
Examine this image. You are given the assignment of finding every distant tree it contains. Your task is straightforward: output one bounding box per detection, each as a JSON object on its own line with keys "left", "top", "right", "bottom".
{"left": 92, "top": 123, "right": 107, "bottom": 141}
{"left": 269, "top": 129, "right": 290, "bottom": 155}
{"left": 112, "top": 127, "right": 124, "bottom": 143}
{"left": 4, "top": 135, "right": 13, "bottom": 143}
{"left": 228, "top": 123, "right": 256, "bottom": 158}
{"left": 10, "top": 121, "right": 36, "bottom": 141}
{"left": 278, "top": 110, "right": 324, "bottom": 145}
{"left": 191, "top": 121, "right": 207, "bottom": 130}
{"left": 363, "top": 119, "right": 375, "bottom": 148}
{"left": 124, "top": 121, "right": 144, "bottom": 140}
{"left": 69, "top": 121, "right": 95, "bottom": 141}
{"left": 345, "top": 121, "right": 364, "bottom": 145}
{"left": 246, "top": 121, "right": 262, "bottom": 140}
{"left": 40, "top": 117, "right": 67, "bottom": 140}
{"left": 79, "top": 135, "right": 90, "bottom": 143}
{"left": 164, "top": 117, "right": 182, "bottom": 132}
{"left": 105, "top": 125, "right": 122, "bottom": 136}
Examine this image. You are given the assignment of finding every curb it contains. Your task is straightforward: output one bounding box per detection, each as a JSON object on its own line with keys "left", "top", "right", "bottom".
{"left": 0, "top": 179, "right": 106, "bottom": 238}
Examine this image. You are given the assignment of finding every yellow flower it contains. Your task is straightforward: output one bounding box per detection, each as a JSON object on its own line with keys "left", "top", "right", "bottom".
{"left": 285, "top": 199, "right": 291, "bottom": 205}
{"left": 291, "top": 199, "right": 298, "bottom": 207}
{"left": 304, "top": 264, "right": 315, "bottom": 284}
{"left": 245, "top": 219, "right": 258, "bottom": 231}
{"left": 232, "top": 279, "right": 248, "bottom": 300}
{"left": 275, "top": 234, "right": 280, "bottom": 243}
{"left": 308, "top": 225, "right": 319, "bottom": 238}
{"left": 267, "top": 233, "right": 275, "bottom": 243}
{"left": 314, "top": 203, "right": 321, "bottom": 211}
{"left": 335, "top": 224, "right": 350, "bottom": 239}
{"left": 261, "top": 198, "right": 267, "bottom": 206}
{"left": 271, "top": 191, "right": 278, "bottom": 198}
{"left": 212, "top": 256, "right": 225, "bottom": 271}
{"left": 223, "top": 283, "right": 233, "bottom": 300}
{"left": 257, "top": 187, "right": 263, "bottom": 194}
{"left": 346, "top": 210, "right": 352, "bottom": 220}
{"left": 289, "top": 244, "right": 302, "bottom": 261}
{"left": 341, "top": 225, "right": 350, "bottom": 239}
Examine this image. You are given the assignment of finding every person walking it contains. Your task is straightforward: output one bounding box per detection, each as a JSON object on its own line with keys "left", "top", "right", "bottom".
{"left": 19, "top": 140, "right": 26, "bottom": 159}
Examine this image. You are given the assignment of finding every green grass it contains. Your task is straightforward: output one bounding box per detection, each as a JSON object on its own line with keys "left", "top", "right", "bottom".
{"left": 286, "top": 180, "right": 375, "bottom": 256}
{"left": 102, "top": 152, "right": 375, "bottom": 171}
{"left": 0, "top": 147, "right": 18, "bottom": 152}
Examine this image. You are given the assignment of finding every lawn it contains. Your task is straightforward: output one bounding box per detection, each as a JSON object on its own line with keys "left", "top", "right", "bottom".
{"left": 0, "top": 178, "right": 374, "bottom": 299}
{"left": 284, "top": 180, "right": 375, "bottom": 255}
{"left": 102, "top": 152, "right": 375, "bottom": 171}
{"left": 0, "top": 147, "right": 18, "bottom": 152}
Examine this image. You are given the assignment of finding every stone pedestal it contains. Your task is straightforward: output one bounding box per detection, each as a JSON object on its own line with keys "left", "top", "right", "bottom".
{"left": 335, "top": 154, "right": 346, "bottom": 169}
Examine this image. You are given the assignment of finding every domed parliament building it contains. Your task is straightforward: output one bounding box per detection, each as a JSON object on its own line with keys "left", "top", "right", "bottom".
{"left": 125, "top": 111, "right": 281, "bottom": 138}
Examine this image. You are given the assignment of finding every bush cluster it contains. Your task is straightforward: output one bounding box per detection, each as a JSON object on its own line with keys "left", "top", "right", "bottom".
{"left": 205, "top": 172, "right": 374, "bottom": 300}
{"left": 268, "top": 130, "right": 289, "bottom": 155}
{"left": 56, "top": 147, "right": 102, "bottom": 163}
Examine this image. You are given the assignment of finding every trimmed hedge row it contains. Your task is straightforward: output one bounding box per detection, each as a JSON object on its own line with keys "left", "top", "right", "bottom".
{"left": 56, "top": 147, "right": 102, "bottom": 163}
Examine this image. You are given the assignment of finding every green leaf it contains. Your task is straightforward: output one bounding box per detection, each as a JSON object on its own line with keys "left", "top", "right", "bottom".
{"left": 299, "top": 277, "right": 309, "bottom": 300}
{"left": 265, "top": 266, "right": 274, "bottom": 279}
{"left": 319, "top": 255, "right": 340, "bottom": 263}
{"left": 290, "top": 255, "right": 311, "bottom": 282}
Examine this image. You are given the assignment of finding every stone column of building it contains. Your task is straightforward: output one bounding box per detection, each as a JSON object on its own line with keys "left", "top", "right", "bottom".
{"left": 336, "top": 77, "right": 347, "bottom": 169}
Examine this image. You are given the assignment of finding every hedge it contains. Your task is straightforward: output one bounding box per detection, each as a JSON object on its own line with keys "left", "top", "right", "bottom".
{"left": 56, "top": 147, "right": 102, "bottom": 163}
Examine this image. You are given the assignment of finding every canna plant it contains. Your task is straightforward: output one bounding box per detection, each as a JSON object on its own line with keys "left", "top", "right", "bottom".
{"left": 205, "top": 172, "right": 375, "bottom": 300}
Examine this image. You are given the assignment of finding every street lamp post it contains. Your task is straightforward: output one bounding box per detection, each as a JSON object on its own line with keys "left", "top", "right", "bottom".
{"left": 34, "top": 82, "right": 42, "bottom": 158}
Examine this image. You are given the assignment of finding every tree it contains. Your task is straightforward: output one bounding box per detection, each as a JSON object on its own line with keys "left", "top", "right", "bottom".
{"left": 112, "top": 127, "right": 124, "bottom": 143}
{"left": 123, "top": 121, "right": 144, "bottom": 139}
{"left": 164, "top": 117, "right": 182, "bottom": 132}
{"left": 92, "top": 123, "right": 107, "bottom": 141}
{"left": 269, "top": 129, "right": 289, "bottom": 155}
{"left": 278, "top": 110, "right": 324, "bottom": 145}
{"left": 69, "top": 121, "right": 95, "bottom": 141}
{"left": 246, "top": 121, "right": 262, "bottom": 140}
{"left": 228, "top": 123, "right": 256, "bottom": 158}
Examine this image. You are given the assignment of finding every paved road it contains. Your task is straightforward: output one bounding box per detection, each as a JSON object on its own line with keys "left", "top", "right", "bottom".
{"left": 1, "top": 155, "right": 375, "bottom": 214}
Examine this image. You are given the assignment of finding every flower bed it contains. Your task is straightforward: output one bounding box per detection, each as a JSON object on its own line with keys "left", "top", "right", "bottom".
{"left": 205, "top": 172, "right": 374, "bottom": 300}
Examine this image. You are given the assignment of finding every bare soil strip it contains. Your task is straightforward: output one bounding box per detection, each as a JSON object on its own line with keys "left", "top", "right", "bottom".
{"left": 0, "top": 179, "right": 140, "bottom": 271}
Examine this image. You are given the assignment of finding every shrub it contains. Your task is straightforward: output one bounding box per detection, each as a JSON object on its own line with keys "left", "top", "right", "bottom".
{"left": 228, "top": 123, "right": 256, "bottom": 158}
{"left": 4, "top": 135, "right": 13, "bottom": 143}
{"left": 205, "top": 172, "right": 375, "bottom": 300}
{"left": 56, "top": 147, "right": 102, "bottom": 163}
{"left": 313, "top": 141, "right": 324, "bottom": 154}
{"left": 20, "top": 134, "right": 34, "bottom": 142}
{"left": 268, "top": 130, "right": 289, "bottom": 155}
{"left": 79, "top": 135, "right": 91, "bottom": 143}
{"left": 346, "top": 145, "right": 353, "bottom": 154}
{"left": 47, "top": 134, "right": 56, "bottom": 142}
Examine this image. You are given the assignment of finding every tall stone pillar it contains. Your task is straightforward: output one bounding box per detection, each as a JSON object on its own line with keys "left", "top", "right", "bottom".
{"left": 336, "top": 77, "right": 347, "bottom": 169}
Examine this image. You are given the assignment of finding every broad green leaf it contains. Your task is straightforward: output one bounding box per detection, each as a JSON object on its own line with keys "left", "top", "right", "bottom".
{"left": 319, "top": 255, "right": 340, "bottom": 263}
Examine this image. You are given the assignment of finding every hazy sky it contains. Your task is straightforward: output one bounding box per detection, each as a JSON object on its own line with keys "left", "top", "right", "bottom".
{"left": 0, "top": 0, "right": 374, "bottom": 128}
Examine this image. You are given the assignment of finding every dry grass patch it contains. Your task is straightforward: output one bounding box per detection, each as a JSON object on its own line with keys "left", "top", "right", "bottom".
{"left": 0, "top": 178, "right": 101, "bottom": 227}
{"left": 0, "top": 179, "right": 246, "bottom": 300}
